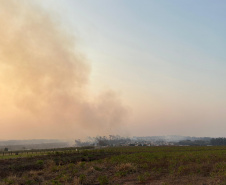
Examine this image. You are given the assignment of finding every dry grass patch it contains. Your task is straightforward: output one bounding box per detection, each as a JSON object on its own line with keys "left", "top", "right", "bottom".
{"left": 115, "top": 163, "right": 136, "bottom": 172}
{"left": 115, "top": 163, "right": 137, "bottom": 177}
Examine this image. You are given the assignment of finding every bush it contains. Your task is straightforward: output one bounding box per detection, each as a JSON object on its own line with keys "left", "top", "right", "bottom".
{"left": 79, "top": 174, "right": 86, "bottom": 184}
{"left": 36, "top": 160, "right": 44, "bottom": 166}
{"left": 98, "top": 175, "right": 109, "bottom": 185}
{"left": 137, "top": 172, "right": 150, "bottom": 183}
{"left": 94, "top": 166, "right": 102, "bottom": 171}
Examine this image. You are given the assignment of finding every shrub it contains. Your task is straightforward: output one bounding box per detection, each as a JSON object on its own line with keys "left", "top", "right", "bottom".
{"left": 79, "top": 174, "right": 86, "bottom": 184}
{"left": 51, "top": 179, "right": 61, "bottom": 185}
{"left": 78, "top": 161, "right": 86, "bottom": 169}
{"left": 137, "top": 172, "right": 150, "bottom": 183}
{"left": 36, "top": 160, "right": 44, "bottom": 166}
{"left": 98, "top": 175, "right": 109, "bottom": 185}
{"left": 115, "top": 163, "right": 136, "bottom": 172}
{"left": 94, "top": 166, "right": 102, "bottom": 171}
{"left": 115, "top": 163, "right": 136, "bottom": 177}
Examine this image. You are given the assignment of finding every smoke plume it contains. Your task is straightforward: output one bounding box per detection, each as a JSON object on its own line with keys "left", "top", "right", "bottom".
{"left": 0, "top": 1, "right": 127, "bottom": 139}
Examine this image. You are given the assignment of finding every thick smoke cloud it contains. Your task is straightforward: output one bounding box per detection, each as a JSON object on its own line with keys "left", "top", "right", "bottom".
{"left": 0, "top": 1, "right": 127, "bottom": 139}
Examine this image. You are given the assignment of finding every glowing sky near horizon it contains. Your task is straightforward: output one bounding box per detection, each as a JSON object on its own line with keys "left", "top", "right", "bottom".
{"left": 1, "top": 0, "right": 226, "bottom": 139}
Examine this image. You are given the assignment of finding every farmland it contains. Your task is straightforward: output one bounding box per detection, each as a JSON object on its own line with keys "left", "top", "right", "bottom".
{"left": 1, "top": 146, "right": 226, "bottom": 184}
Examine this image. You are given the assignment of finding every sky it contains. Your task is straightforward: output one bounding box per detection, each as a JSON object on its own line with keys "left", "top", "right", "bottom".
{"left": 0, "top": 1, "right": 226, "bottom": 139}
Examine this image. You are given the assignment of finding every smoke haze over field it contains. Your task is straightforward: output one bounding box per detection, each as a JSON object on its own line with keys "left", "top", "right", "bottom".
{"left": 1, "top": 1, "right": 226, "bottom": 139}
{"left": 0, "top": 1, "right": 127, "bottom": 139}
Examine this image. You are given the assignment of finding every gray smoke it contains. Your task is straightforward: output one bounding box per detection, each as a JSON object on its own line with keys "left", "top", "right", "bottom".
{"left": 0, "top": 1, "right": 127, "bottom": 139}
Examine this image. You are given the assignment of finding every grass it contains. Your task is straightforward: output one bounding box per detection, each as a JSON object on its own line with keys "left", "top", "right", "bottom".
{"left": 0, "top": 146, "right": 92, "bottom": 160}
{"left": 0, "top": 153, "right": 45, "bottom": 159}
{"left": 1, "top": 146, "right": 226, "bottom": 184}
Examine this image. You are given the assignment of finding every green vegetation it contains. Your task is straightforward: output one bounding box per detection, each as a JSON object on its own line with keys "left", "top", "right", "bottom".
{"left": 98, "top": 175, "right": 109, "bottom": 185}
{"left": 0, "top": 146, "right": 93, "bottom": 160}
{"left": 1, "top": 146, "right": 226, "bottom": 184}
{"left": 211, "top": 138, "right": 226, "bottom": 145}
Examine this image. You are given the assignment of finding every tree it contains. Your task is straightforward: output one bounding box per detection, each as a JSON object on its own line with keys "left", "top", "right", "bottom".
{"left": 4, "top": 148, "right": 8, "bottom": 152}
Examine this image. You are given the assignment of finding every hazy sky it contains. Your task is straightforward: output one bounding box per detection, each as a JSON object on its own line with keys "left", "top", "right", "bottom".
{"left": 1, "top": 1, "right": 226, "bottom": 139}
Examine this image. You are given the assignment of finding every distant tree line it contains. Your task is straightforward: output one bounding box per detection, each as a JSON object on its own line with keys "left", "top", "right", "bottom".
{"left": 178, "top": 140, "right": 210, "bottom": 146}
{"left": 95, "top": 135, "right": 131, "bottom": 146}
{"left": 178, "top": 138, "right": 226, "bottom": 146}
{"left": 210, "top": 138, "right": 226, "bottom": 146}
{"left": 75, "top": 135, "right": 131, "bottom": 147}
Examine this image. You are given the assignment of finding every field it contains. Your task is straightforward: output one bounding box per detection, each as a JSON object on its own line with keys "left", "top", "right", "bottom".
{"left": 1, "top": 146, "right": 226, "bottom": 185}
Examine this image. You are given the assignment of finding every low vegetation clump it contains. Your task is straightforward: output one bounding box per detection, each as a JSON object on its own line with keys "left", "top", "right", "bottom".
{"left": 115, "top": 163, "right": 136, "bottom": 177}
{"left": 0, "top": 146, "right": 226, "bottom": 184}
